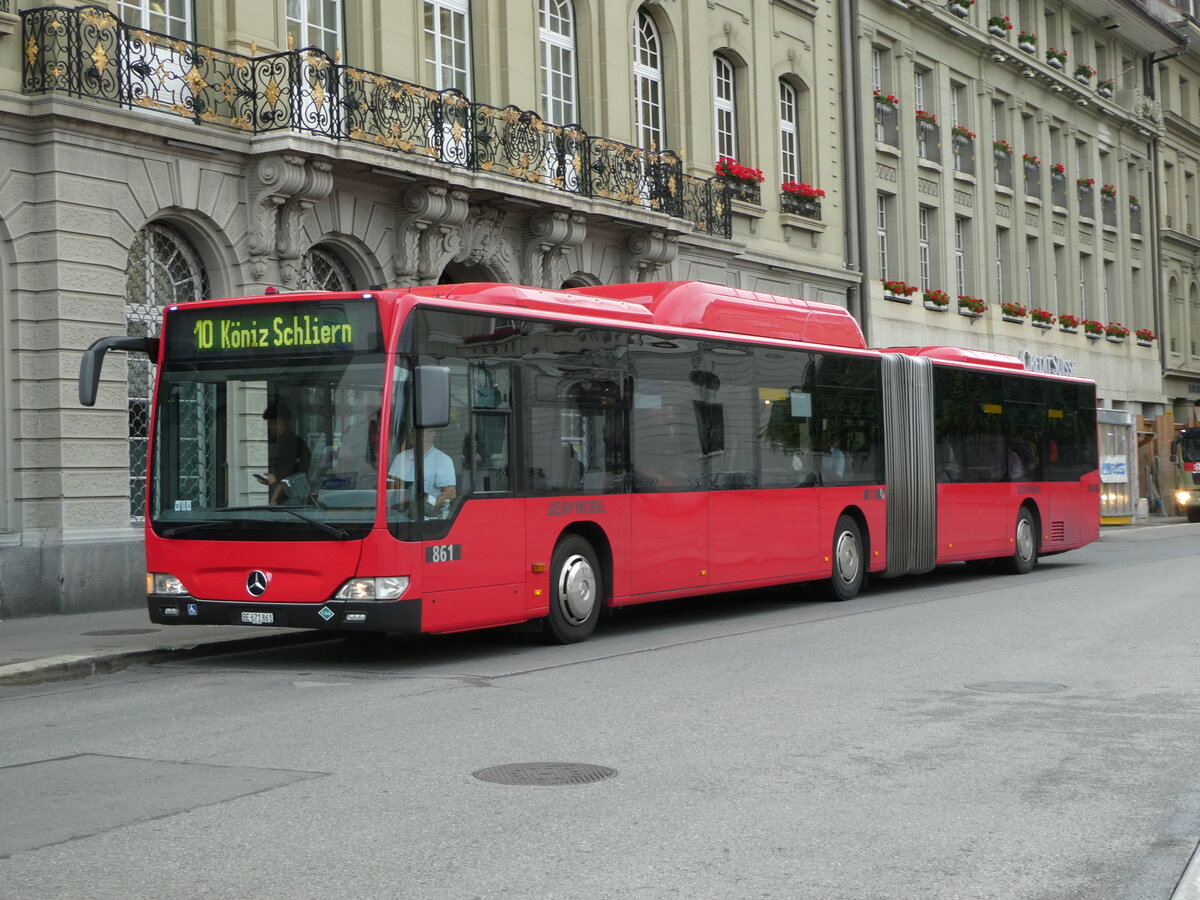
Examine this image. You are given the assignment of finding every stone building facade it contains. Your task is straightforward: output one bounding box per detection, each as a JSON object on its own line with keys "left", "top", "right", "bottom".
{"left": 0, "top": 0, "right": 1192, "bottom": 616}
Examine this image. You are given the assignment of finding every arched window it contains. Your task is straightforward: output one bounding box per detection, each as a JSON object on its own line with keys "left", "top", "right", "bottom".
{"left": 540, "top": 0, "right": 578, "bottom": 124}
{"left": 124, "top": 222, "right": 209, "bottom": 519}
{"left": 779, "top": 79, "right": 800, "bottom": 183}
{"left": 118, "top": 0, "right": 191, "bottom": 39}
{"left": 713, "top": 55, "right": 737, "bottom": 161}
{"left": 286, "top": 0, "right": 343, "bottom": 56}
{"left": 299, "top": 245, "right": 356, "bottom": 291}
{"left": 633, "top": 9, "right": 664, "bottom": 150}
{"left": 425, "top": 0, "right": 473, "bottom": 93}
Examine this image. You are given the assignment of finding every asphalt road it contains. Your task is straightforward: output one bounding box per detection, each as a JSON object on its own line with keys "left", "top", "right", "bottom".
{"left": 2, "top": 527, "right": 1200, "bottom": 899}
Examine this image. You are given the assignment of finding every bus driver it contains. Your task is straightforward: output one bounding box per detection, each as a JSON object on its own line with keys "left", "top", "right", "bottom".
{"left": 389, "top": 429, "right": 457, "bottom": 517}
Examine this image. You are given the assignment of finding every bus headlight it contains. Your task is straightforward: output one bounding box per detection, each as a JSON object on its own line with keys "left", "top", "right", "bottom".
{"left": 334, "top": 577, "right": 410, "bottom": 601}
{"left": 148, "top": 572, "right": 189, "bottom": 595}
{"left": 1177, "top": 491, "right": 1193, "bottom": 506}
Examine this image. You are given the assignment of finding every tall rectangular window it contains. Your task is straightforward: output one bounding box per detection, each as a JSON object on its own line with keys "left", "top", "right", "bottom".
{"left": 955, "top": 216, "right": 969, "bottom": 296}
{"left": 287, "top": 0, "right": 343, "bottom": 56}
{"left": 1079, "top": 253, "right": 1091, "bottom": 319}
{"left": 914, "top": 68, "right": 928, "bottom": 112}
{"left": 918, "top": 207, "right": 932, "bottom": 291}
{"left": 1026, "top": 237, "right": 1040, "bottom": 308}
{"left": 877, "top": 193, "right": 891, "bottom": 279}
{"left": 779, "top": 80, "right": 800, "bottom": 183}
{"left": 425, "top": 0, "right": 472, "bottom": 93}
{"left": 872, "top": 47, "right": 884, "bottom": 94}
{"left": 996, "top": 227, "right": 1010, "bottom": 301}
{"left": 713, "top": 55, "right": 737, "bottom": 161}
{"left": 634, "top": 10, "right": 665, "bottom": 150}
{"left": 540, "top": 0, "right": 578, "bottom": 124}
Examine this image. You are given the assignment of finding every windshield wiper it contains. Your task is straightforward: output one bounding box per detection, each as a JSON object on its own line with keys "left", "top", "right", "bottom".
{"left": 218, "top": 505, "right": 351, "bottom": 540}
{"left": 162, "top": 506, "right": 351, "bottom": 540}
{"left": 161, "top": 518, "right": 239, "bottom": 538}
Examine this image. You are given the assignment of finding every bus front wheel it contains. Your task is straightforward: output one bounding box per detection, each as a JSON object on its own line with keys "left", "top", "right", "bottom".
{"left": 543, "top": 535, "right": 602, "bottom": 644}
{"left": 1000, "top": 507, "right": 1038, "bottom": 575}
{"left": 822, "top": 515, "right": 864, "bottom": 602}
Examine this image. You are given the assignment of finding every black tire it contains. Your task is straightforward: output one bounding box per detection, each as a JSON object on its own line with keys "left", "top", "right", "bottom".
{"left": 822, "top": 514, "right": 865, "bottom": 602}
{"left": 542, "top": 535, "right": 603, "bottom": 644}
{"left": 1000, "top": 507, "right": 1038, "bottom": 575}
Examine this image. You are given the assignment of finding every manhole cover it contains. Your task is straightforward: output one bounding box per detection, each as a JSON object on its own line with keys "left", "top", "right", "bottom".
{"left": 965, "top": 681, "right": 1069, "bottom": 694}
{"left": 80, "top": 629, "right": 162, "bottom": 636}
{"left": 472, "top": 762, "right": 617, "bottom": 786}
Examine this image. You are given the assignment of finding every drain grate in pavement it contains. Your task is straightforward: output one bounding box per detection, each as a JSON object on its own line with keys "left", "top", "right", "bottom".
{"left": 80, "top": 629, "right": 162, "bottom": 636}
{"left": 965, "top": 681, "right": 1069, "bottom": 694}
{"left": 473, "top": 762, "right": 617, "bottom": 786}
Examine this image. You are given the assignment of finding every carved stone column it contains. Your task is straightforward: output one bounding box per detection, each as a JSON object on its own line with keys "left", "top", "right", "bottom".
{"left": 522, "top": 211, "right": 587, "bottom": 287}
{"left": 624, "top": 228, "right": 678, "bottom": 282}
{"left": 393, "top": 184, "right": 470, "bottom": 285}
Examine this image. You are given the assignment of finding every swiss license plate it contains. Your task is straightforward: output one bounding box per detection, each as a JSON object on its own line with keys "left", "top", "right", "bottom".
{"left": 241, "top": 611, "right": 274, "bottom": 625}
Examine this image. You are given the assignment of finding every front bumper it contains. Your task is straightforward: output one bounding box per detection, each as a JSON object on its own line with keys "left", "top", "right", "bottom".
{"left": 147, "top": 595, "right": 422, "bottom": 633}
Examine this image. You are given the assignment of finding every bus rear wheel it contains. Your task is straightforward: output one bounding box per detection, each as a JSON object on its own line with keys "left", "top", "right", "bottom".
{"left": 1000, "top": 507, "right": 1038, "bottom": 575}
{"left": 822, "top": 515, "right": 864, "bottom": 602}
{"left": 542, "top": 535, "right": 602, "bottom": 644}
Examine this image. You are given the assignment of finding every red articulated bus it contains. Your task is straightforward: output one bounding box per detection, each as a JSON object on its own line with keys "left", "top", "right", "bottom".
{"left": 79, "top": 281, "right": 1099, "bottom": 643}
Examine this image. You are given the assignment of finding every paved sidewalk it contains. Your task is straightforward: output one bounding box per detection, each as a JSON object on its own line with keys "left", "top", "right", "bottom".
{"left": 0, "top": 606, "right": 327, "bottom": 687}
{"left": 0, "top": 515, "right": 1191, "bottom": 688}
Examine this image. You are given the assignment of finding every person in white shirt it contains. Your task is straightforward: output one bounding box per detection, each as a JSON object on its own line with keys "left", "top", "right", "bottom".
{"left": 388, "top": 429, "right": 457, "bottom": 516}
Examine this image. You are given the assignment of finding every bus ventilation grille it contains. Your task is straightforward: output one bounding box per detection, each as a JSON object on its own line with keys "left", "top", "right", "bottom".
{"left": 1049, "top": 521, "right": 1065, "bottom": 543}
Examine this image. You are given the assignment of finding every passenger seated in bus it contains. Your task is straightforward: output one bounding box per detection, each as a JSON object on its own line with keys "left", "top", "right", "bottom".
{"left": 257, "top": 404, "right": 312, "bottom": 505}
{"left": 816, "top": 433, "right": 846, "bottom": 482}
{"left": 388, "top": 428, "right": 457, "bottom": 517}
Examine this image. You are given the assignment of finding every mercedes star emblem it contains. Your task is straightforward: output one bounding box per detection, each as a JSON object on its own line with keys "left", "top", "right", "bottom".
{"left": 246, "top": 570, "right": 269, "bottom": 597}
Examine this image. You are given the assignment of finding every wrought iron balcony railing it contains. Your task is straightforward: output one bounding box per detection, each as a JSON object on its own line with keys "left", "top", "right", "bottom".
{"left": 21, "top": 5, "right": 730, "bottom": 238}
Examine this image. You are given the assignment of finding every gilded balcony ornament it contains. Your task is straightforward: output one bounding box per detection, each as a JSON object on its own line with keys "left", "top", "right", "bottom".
{"left": 24, "top": 35, "right": 38, "bottom": 69}
{"left": 81, "top": 8, "right": 115, "bottom": 29}
{"left": 183, "top": 65, "right": 208, "bottom": 96}
{"left": 311, "top": 79, "right": 325, "bottom": 110}
{"left": 90, "top": 42, "right": 109, "bottom": 77}
{"left": 264, "top": 78, "right": 281, "bottom": 106}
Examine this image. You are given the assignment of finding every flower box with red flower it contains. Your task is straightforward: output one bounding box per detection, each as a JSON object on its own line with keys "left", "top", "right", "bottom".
{"left": 873, "top": 90, "right": 899, "bottom": 109}
{"left": 1076, "top": 177, "right": 1095, "bottom": 190}
{"left": 923, "top": 289, "right": 950, "bottom": 310}
{"left": 1129, "top": 194, "right": 1140, "bottom": 207}
{"left": 1030, "top": 308, "right": 1056, "bottom": 328}
{"left": 1082, "top": 319, "right": 1104, "bottom": 338}
{"left": 1018, "top": 30, "right": 1037, "bottom": 52}
{"left": 958, "top": 296, "right": 987, "bottom": 316}
{"left": 780, "top": 181, "right": 825, "bottom": 218}
{"left": 1098, "top": 78, "right": 1114, "bottom": 98}
{"left": 1022, "top": 153, "right": 1041, "bottom": 167}
{"left": 883, "top": 279, "right": 917, "bottom": 302}
{"left": 1074, "top": 64, "right": 1096, "bottom": 83}
{"left": 1100, "top": 184, "right": 1117, "bottom": 200}
{"left": 1051, "top": 162, "right": 1066, "bottom": 177}
{"left": 951, "top": 125, "right": 976, "bottom": 141}
{"left": 1000, "top": 301, "right": 1028, "bottom": 322}
{"left": 1104, "top": 322, "right": 1129, "bottom": 341}
{"left": 915, "top": 109, "right": 938, "bottom": 127}
{"left": 948, "top": 0, "right": 973, "bottom": 18}
{"left": 993, "top": 139, "right": 1013, "bottom": 156}
{"left": 1135, "top": 328, "right": 1157, "bottom": 346}
{"left": 987, "top": 15, "right": 1013, "bottom": 36}
{"left": 1058, "top": 313, "right": 1080, "bottom": 333}
{"left": 716, "top": 157, "right": 764, "bottom": 204}
{"left": 1046, "top": 47, "right": 1068, "bottom": 68}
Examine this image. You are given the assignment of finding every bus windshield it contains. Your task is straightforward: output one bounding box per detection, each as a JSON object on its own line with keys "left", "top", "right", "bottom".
{"left": 1180, "top": 435, "right": 1200, "bottom": 464}
{"left": 150, "top": 352, "right": 392, "bottom": 540}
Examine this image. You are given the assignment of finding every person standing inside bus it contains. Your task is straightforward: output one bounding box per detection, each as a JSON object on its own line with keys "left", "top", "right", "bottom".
{"left": 388, "top": 429, "right": 457, "bottom": 517}
{"left": 259, "top": 403, "right": 312, "bottom": 505}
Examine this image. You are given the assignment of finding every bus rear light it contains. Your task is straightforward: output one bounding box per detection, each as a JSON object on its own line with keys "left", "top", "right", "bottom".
{"left": 149, "top": 572, "right": 189, "bottom": 595}
{"left": 334, "top": 576, "right": 410, "bottom": 600}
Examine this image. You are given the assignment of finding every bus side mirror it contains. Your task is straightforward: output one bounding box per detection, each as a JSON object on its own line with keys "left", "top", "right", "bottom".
{"left": 78, "top": 336, "right": 159, "bottom": 406}
{"left": 414, "top": 365, "right": 450, "bottom": 429}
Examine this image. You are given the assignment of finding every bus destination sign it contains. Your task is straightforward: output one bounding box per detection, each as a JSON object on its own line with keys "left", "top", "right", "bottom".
{"left": 165, "top": 299, "right": 382, "bottom": 359}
